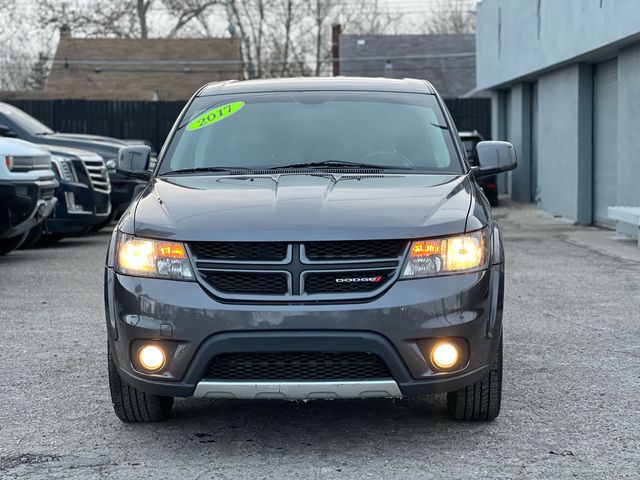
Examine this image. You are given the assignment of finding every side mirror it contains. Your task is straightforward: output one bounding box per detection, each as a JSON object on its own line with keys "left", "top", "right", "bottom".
{"left": 116, "top": 145, "right": 151, "bottom": 179}
{"left": 0, "top": 124, "right": 18, "bottom": 137}
{"left": 474, "top": 141, "right": 517, "bottom": 177}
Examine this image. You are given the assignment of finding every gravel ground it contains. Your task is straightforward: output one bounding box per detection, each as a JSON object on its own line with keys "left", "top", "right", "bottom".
{"left": 1, "top": 203, "right": 638, "bottom": 479}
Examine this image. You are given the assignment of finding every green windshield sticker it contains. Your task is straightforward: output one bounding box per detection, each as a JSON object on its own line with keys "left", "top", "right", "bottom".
{"left": 187, "top": 101, "right": 245, "bottom": 131}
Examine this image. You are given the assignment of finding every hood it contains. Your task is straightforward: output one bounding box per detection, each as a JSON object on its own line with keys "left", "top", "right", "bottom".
{"left": 33, "top": 133, "right": 124, "bottom": 160}
{"left": 38, "top": 143, "right": 102, "bottom": 161}
{"left": 49, "top": 133, "right": 151, "bottom": 147}
{"left": 131, "top": 173, "right": 474, "bottom": 242}
{"left": 0, "top": 137, "right": 51, "bottom": 157}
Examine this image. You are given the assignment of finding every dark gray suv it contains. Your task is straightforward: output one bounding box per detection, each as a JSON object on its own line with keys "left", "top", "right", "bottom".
{"left": 105, "top": 78, "right": 516, "bottom": 422}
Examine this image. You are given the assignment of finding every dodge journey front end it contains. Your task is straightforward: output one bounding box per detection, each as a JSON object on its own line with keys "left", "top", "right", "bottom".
{"left": 104, "top": 77, "right": 516, "bottom": 422}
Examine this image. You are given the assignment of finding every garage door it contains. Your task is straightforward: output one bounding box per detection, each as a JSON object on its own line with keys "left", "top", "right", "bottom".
{"left": 593, "top": 59, "right": 618, "bottom": 227}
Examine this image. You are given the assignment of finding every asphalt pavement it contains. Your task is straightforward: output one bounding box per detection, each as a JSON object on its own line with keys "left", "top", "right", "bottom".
{"left": 0, "top": 202, "right": 638, "bottom": 479}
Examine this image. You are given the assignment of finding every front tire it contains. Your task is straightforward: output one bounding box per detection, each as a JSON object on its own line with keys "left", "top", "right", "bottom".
{"left": 447, "top": 335, "right": 502, "bottom": 421}
{"left": 38, "top": 234, "right": 65, "bottom": 245}
{"left": 19, "top": 225, "right": 43, "bottom": 249}
{"left": 108, "top": 344, "right": 173, "bottom": 422}
{"left": 0, "top": 233, "right": 27, "bottom": 256}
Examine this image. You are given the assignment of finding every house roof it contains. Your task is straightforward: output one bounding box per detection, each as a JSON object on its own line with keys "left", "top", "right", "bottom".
{"left": 41, "top": 37, "right": 243, "bottom": 101}
{"left": 338, "top": 34, "right": 485, "bottom": 98}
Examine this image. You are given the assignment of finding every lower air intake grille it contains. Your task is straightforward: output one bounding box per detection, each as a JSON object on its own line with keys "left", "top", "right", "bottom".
{"left": 40, "top": 188, "right": 56, "bottom": 201}
{"left": 205, "top": 352, "right": 392, "bottom": 380}
{"left": 201, "top": 271, "right": 288, "bottom": 295}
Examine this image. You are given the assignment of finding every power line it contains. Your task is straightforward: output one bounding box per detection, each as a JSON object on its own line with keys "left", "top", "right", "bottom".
{"left": 0, "top": 51, "right": 474, "bottom": 68}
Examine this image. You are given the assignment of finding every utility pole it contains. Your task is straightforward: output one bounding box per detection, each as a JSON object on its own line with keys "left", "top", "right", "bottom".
{"left": 331, "top": 23, "right": 341, "bottom": 76}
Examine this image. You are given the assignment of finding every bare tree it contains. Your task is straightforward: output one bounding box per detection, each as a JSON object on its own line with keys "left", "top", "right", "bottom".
{"left": 226, "top": 0, "right": 309, "bottom": 79}
{"left": 422, "top": 0, "right": 476, "bottom": 34}
{"left": 342, "top": 0, "right": 405, "bottom": 35}
{"left": 1, "top": 0, "right": 409, "bottom": 89}
{"left": 301, "top": 0, "right": 405, "bottom": 77}
{"left": 220, "top": 0, "right": 406, "bottom": 79}
{"left": 227, "top": 0, "right": 270, "bottom": 79}
{"left": 279, "top": 0, "right": 294, "bottom": 76}
{"left": 0, "top": 0, "right": 54, "bottom": 90}
{"left": 162, "top": 0, "right": 225, "bottom": 37}
{"left": 38, "top": 0, "right": 224, "bottom": 39}
{"left": 136, "top": 0, "right": 153, "bottom": 38}
{"left": 307, "top": 0, "right": 336, "bottom": 76}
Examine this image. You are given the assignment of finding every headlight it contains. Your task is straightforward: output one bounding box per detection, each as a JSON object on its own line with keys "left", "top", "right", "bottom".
{"left": 51, "top": 155, "right": 78, "bottom": 182}
{"left": 401, "top": 228, "right": 488, "bottom": 279}
{"left": 115, "top": 233, "right": 194, "bottom": 281}
{"left": 105, "top": 158, "right": 116, "bottom": 170}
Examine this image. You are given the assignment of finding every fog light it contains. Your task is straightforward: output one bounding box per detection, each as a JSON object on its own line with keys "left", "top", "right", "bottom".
{"left": 139, "top": 345, "right": 165, "bottom": 371}
{"left": 430, "top": 342, "right": 459, "bottom": 370}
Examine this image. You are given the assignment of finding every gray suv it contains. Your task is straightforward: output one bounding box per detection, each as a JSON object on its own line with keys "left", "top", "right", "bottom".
{"left": 105, "top": 78, "right": 516, "bottom": 422}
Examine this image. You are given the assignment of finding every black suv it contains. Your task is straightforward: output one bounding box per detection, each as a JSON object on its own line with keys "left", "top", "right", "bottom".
{"left": 22, "top": 145, "right": 111, "bottom": 245}
{"left": 105, "top": 78, "right": 516, "bottom": 423}
{"left": 459, "top": 131, "right": 499, "bottom": 206}
{"left": 0, "top": 102, "right": 146, "bottom": 223}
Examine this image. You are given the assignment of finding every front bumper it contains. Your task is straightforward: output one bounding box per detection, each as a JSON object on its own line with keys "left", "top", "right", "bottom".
{"left": 106, "top": 262, "right": 504, "bottom": 399}
{"left": 0, "top": 178, "right": 57, "bottom": 239}
{"left": 43, "top": 180, "right": 111, "bottom": 236}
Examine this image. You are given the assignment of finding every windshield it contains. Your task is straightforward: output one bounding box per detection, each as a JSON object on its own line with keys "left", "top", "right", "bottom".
{"left": 0, "top": 103, "right": 54, "bottom": 136}
{"left": 158, "top": 91, "right": 463, "bottom": 175}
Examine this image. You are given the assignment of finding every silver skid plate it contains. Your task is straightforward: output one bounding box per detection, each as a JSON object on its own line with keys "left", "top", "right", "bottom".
{"left": 192, "top": 380, "right": 403, "bottom": 400}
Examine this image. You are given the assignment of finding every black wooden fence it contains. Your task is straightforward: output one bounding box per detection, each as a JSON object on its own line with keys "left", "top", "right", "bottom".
{"left": 6, "top": 98, "right": 490, "bottom": 151}
{"left": 444, "top": 98, "right": 492, "bottom": 140}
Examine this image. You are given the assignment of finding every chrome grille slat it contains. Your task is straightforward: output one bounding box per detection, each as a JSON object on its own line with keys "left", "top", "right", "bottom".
{"left": 40, "top": 188, "right": 55, "bottom": 201}
{"left": 81, "top": 158, "right": 110, "bottom": 193}
{"left": 60, "top": 160, "right": 74, "bottom": 180}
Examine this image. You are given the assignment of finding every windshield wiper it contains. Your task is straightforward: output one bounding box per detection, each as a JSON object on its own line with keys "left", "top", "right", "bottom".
{"left": 160, "top": 166, "right": 254, "bottom": 176}
{"left": 267, "top": 160, "right": 403, "bottom": 170}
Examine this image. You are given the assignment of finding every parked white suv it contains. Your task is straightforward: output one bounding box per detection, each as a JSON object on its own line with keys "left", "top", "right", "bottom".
{"left": 0, "top": 138, "right": 58, "bottom": 255}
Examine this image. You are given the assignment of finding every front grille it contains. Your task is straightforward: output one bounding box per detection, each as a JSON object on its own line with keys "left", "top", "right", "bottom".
{"left": 305, "top": 240, "right": 405, "bottom": 260}
{"left": 205, "top": 352, "right": 391, "bottom": 380}
{"left": 82, "top": 157, "right": 110, "bottom": 193}
{"left": 40, "top": 188, "right": 55, "bottom": 201}
{"left": 9, "top": 155, "right": 51, "bottom": 172}
{"left": 191, "top": 241, "right": 405, "bottom": 301}
{"left": 190, "top": 242, "right": 288, "bottom": 261}
{"left": 304, "top": 270, "right": 393, "bottom": 294}
{"left": 60, "top": 160, "right": 75, "bottom": 180}
{"left": 201, "top": 271, "right": 288, "bottom": 295}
